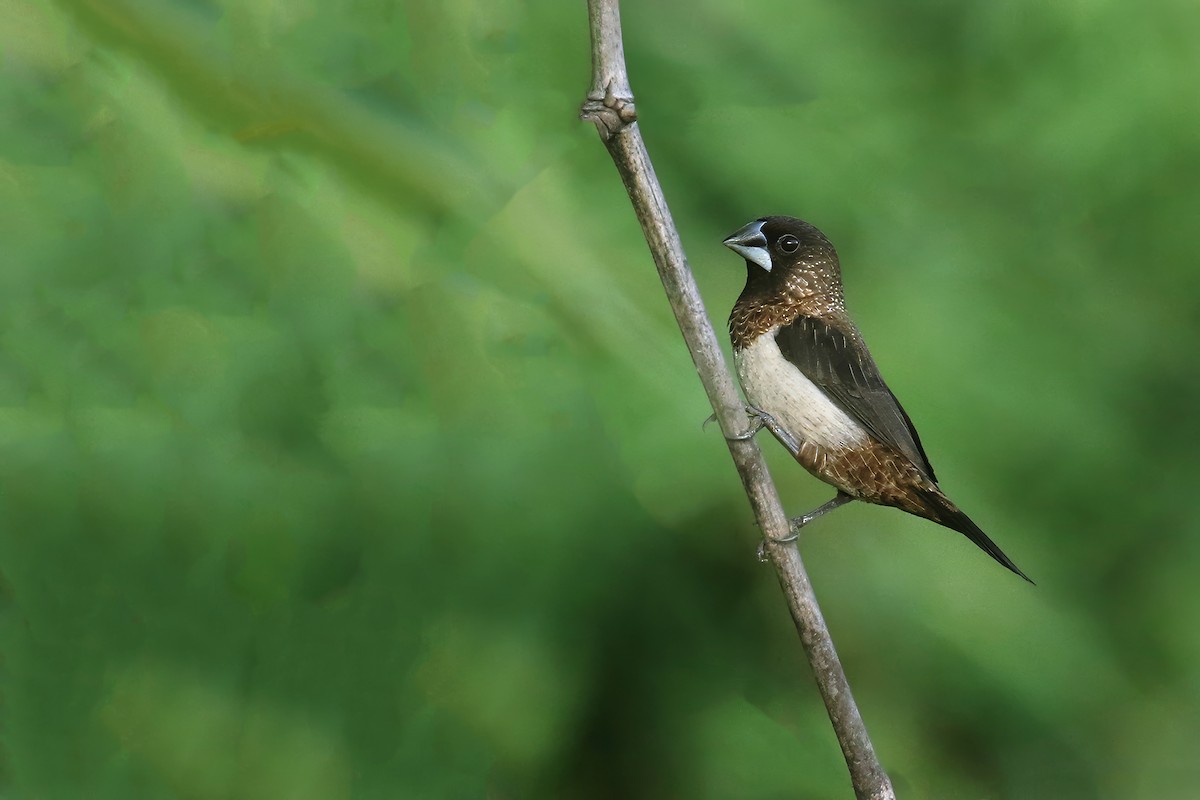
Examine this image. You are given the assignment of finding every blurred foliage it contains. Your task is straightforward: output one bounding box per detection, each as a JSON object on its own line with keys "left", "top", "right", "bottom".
{"left": 1, "top": 0, "right": 1198, "bottom": 797}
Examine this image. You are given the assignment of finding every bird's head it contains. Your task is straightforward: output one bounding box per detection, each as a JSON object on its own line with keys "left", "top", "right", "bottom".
{"left": 722, "top": 216, "right": 838, "bottom": 275}
{"left": 723, "top": 216, "right": 843, "bottom": 310}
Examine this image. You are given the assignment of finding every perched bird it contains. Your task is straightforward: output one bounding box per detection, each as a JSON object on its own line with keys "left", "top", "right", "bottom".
{"left": 722, "top": 216, "right": 1030, "bottom": 582}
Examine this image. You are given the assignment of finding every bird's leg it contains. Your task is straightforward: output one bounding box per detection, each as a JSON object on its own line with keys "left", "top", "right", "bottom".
{"left": 769, "top": 492, "right": 855, "bottom": 544}
{"left": 722, "top": 405, "right": 803, "bottom": 459}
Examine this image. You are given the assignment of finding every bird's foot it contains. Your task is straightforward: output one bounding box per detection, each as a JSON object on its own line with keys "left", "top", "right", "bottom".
{"left": 757, "top": 493, "right": 856, "bottom": 560}
{"left": 784, "top": 511, "right": 821, "bottom": 537}
{"left": 705, "top": 406, "right": 803, "bottom": 458}
{"left": 790, "top": 493, "right": 856, "bottom": 538}
{"left": 760, "top": 519, "right": 805, "bottom": 551}
{"left": 720, "top": 405, "right": 775, "bottom": 441}
{"left": 755, "top": 535, "right": 795, "bottom": 562}
{"left": 754, "top": 515, "right": 803, "bottom": 562}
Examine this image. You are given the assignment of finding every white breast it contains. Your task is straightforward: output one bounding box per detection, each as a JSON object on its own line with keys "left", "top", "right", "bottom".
{"left": 734, "top": 330, "right": 868, "bottom": 450}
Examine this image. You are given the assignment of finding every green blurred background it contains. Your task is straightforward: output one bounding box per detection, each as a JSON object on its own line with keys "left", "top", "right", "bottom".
{"left": 2, "top": 1, "right": 1198, "bottom": 797}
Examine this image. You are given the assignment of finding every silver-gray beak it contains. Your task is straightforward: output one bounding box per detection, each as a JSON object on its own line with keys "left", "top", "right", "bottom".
{"left": 722, "top": 220, "right": 772, "bottom": 272}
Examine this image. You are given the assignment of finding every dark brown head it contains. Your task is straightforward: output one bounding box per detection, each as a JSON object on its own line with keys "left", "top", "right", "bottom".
{"left": 723, "top": 217, "right": 846, "bottom": 341}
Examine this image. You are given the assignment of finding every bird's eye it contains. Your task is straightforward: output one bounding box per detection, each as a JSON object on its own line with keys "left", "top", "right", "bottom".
{"left": 778, "top": 235, "right": 800, "bottom": 253}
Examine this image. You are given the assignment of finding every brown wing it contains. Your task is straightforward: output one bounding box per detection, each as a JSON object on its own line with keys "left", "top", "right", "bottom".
{"left": 775, "top": 315, "right": 937, "bottom": 481}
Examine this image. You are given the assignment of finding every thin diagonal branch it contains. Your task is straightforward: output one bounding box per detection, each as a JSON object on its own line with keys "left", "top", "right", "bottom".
{"left": 580, "top": 2, "right": 896, "bottom": 798}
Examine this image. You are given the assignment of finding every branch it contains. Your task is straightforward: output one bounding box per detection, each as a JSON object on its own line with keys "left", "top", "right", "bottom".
{"left": 580, "top": 3, "right": 896, "bottom": 798}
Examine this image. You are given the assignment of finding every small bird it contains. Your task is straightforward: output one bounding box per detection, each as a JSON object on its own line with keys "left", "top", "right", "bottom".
{"left": 722, "top": 216, "right": 1030, "bottom": 581}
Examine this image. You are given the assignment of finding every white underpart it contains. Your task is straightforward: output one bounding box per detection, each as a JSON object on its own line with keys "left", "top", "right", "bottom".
{"left": 734, "top": 329, "right": 869, "bottom": 450}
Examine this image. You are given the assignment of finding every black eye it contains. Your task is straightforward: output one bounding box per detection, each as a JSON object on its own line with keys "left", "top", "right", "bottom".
{"left": 778, "top": 234, "right": 800, "bottom": 253}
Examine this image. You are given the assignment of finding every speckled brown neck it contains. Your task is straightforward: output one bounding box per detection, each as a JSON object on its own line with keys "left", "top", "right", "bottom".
{"left": 729, "top": 257, "right": 846, "bottom": 349}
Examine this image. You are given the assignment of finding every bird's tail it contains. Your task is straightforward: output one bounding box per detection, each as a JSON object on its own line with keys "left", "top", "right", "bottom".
{"left": 916, "top": 489, "right": 1033, "bottom": 584}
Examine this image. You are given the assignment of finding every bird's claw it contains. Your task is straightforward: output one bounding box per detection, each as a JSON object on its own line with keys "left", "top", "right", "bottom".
{"left": 766, "top": 527, "right": 801, "bottom": 546}
{"left": 756, "top": 539, "right": 770, "bottom": 562}
{"left": 706, "top": 405, "right": 775, "bottom": 441}
{"left": 763, "top": 494, "right": 853, "bottom": 558}
{"left": 756, "top": 518, "right": 803, "bottom": 561}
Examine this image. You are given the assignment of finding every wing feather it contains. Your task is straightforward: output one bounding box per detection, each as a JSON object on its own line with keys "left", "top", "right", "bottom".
{"left": 775, "top": 316, "right": 937, "bottom": 481}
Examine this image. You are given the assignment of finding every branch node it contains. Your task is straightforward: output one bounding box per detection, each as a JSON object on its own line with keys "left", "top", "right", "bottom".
{"left": 580, "top": 80, "right": 637, "bottom": 141}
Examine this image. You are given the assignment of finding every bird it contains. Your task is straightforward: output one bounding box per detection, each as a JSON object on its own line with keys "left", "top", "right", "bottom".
{"left": 721, "top": 215, "right": 1030, "bottom": 582}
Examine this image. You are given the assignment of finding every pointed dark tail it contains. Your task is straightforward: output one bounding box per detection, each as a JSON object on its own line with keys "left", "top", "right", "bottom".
{"left": 919, "top": 490, "right": 1034, "bottom": 584}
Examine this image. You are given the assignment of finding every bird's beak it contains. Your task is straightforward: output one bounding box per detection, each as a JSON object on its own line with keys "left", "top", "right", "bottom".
{"left": 722, "top": 220, "right": 772, "bottom": 272}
